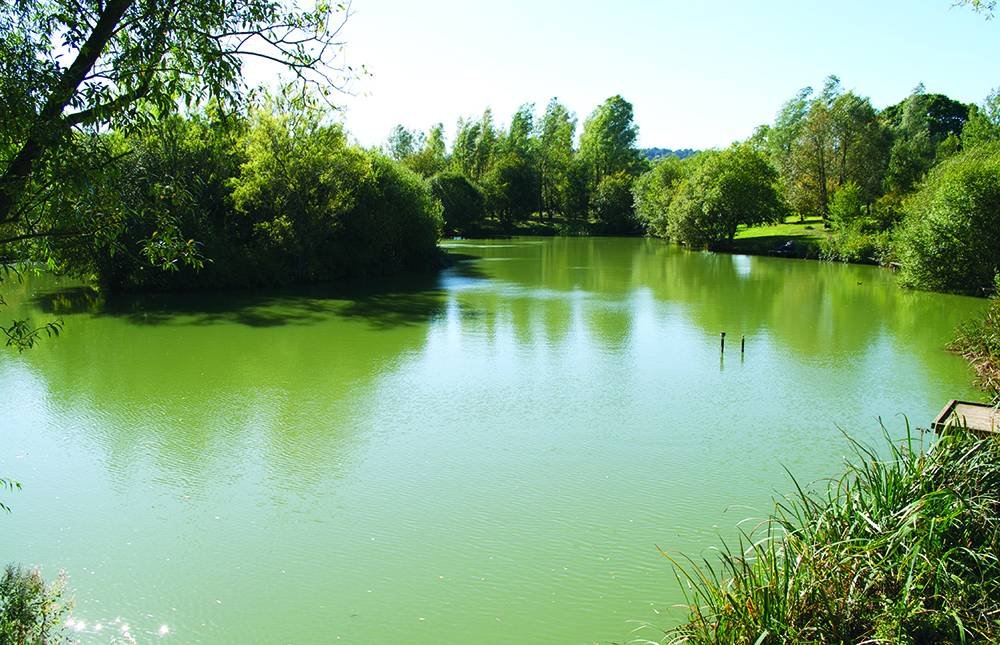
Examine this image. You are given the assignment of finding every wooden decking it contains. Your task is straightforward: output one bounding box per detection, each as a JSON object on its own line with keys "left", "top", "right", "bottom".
{"left": 933, "top": 400, "right": 1000, "bottom": 436}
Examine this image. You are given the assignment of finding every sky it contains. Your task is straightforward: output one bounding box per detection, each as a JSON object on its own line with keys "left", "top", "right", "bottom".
{"left": 292, "top": 0, "right": 1000, "bottom": 150}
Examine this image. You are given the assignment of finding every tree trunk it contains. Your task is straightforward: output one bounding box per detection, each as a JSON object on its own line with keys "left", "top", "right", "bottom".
{"left": 0, "top": 0, "right": 136, "bottom": 225}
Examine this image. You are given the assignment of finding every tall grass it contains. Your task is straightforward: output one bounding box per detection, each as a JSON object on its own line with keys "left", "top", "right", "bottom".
{"left": 658, "top": 424, "right": 1000, "bottom": 644}
{"left": 951, "top": 279, "right": 1000, "bottom": 398}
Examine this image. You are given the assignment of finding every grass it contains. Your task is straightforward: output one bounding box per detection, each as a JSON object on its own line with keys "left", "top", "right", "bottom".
{"left": 654, "top": 423, "right": 1000, "bottom": 644}
{"left": 724, "top": 216, "right": 828, "bottom": 258}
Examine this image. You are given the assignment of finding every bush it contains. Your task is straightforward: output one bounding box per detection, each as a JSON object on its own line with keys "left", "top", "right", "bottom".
{"left": 0, "top": 565, "right": 71, "bottom": 644}
{"left": 895, "top": 144, "right": 1000, "bottom": 294}
{"left": 828, "top": 182, "right": 866, "bottom": 230}
{"left": 819, "top": 227, "right": 892, "bottom": 264}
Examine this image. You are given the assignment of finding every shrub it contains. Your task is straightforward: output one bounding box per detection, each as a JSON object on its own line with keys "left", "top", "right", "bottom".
{"left": 0, "top": 565, "right": 71, "bottom": 644}
{"left": 819, "top": 228, "right": 892, "bottom": 264}
{"left": 895, "top": 143, "right": 1000, "bottom": 294}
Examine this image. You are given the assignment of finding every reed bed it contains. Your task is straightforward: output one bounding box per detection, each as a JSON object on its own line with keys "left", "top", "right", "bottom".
{"left": 658, "top": 425, "right": 1000, "bottom": 644}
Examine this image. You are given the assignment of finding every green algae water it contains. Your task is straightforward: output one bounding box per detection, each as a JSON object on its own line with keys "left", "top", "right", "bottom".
{"left": 0, "top": 237, "right": 988, "bottom": 643}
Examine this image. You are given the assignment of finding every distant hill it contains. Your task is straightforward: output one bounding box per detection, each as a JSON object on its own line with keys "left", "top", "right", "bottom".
{"left": 642, "top": 147, "right": 699, "bottom": 161}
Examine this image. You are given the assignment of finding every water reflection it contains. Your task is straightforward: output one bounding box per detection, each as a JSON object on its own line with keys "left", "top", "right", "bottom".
{"left": 0, "top": 237, "right": 989, "bottom": 644}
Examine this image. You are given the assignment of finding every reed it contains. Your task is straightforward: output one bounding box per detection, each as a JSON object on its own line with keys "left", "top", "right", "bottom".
{"left": 660, "top": 424, "right": 1000, "bottom": 644}
{"left": 951, "top": 280, "right": 1000, "bottom": 398}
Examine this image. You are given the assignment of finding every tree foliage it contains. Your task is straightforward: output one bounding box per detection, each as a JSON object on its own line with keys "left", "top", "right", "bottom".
{"left": 429, "top": 171, "right": 486, "bottom": 236}
{"left": 896, "top": 143, "right": 1000, "bottom": 294}
{"left": 963, "top": 88, "right": 1000, "bottom": 150}
{"left": 632, "top": 156, "right": 689, "bottom": 237}
{"left": 578, "top": 95, "right": 646, "bottom": 189}
{"left": 667, "top": 145, "right": 785, "bottom": 247}
{"left": 47, "top": 102, "right": 443, "bottom": 291}
{"left": 0, "top": 0, "right": 352, "bottom": 226}
{"left": 0, "top": 565, "right": 71, "bottom": 644}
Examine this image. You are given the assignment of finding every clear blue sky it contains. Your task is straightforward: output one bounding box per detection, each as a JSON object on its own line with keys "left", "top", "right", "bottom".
{"left": 325, "top": 0, "right": 1000, "bottom": 149}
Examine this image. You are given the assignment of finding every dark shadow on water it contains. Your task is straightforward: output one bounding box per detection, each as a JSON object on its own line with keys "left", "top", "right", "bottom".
{"left": 31, "top": 251, "right": 490, "bottom": 330}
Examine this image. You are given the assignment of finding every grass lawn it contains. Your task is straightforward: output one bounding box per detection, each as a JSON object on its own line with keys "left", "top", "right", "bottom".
{"left": 727, "top": 215, "right": 828, "bottom": 258}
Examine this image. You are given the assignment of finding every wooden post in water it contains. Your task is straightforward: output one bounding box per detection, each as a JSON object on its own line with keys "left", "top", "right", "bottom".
{"left": 720, "top": 331, "right": 726, "bottom": 354}
{"left": 741, "top": 335, "right": 745, "bottom": 355}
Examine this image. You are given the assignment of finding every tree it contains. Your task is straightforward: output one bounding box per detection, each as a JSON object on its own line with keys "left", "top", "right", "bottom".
{"left": 895, "top": 143, "right": 1000, "bottom": 295}
{"left": 578, "top": 95, "right": 645, "bottom": 188}
{"left": 830, "top": 92, "right": 890, "bottom": 204}
{"left": 482, "top": 104, "right": 539, "bottom": 224}
{"left": 963, "top": 88, "right": 1000, "bottom": 149}
{"left": 406, "top": 123, "right": 448, "bottom": 177}
{"left": 1, "top": 0, "right": 352, "bottom": 347}
{"left": 782, "top": 78, "right": 889, "bottom": 220}
{"left": 882, "top": 86, "right": 970, "bottom": 193}
{"left": 537, "top": 98, "right": 576, "bottom": 217}
{"left": 385, "top": 125, "right": 421, "bottom": 162}
{"left": 633, "top": 156, "right": 688, "bottom": 237}
{"left": 762, "top": 86, "right": 812, "bottom": 203}
{"left": 667, "top": 145, "right": 785, "bottom": 247}
{"left": 591, "top": 172, "right": 640, "bottom": 234}
{"left": 505, "top": 103, "right": 536, "bottom": 158}
{"left": 955, "top": 0, "right": 996, "bottom": 16}
{"left": 473, "top": 109, "right": 499, "bottom": 180}
{"left": 429, "top": 171, "right": 486, "bottom": 236}
{"left": 451, "top": 117, "right": 482, "bottom": 179}
{"left": 0, "top": 0, "right": 351, "bottom": 227}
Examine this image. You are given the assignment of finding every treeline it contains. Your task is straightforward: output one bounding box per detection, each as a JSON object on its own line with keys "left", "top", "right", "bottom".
{"left": 33, "top": 100, "right": 444, "bottom": 291}
{"left": 382, "top": 95, "right": 649, "bottom": 236}
{"left": 10, "top": 81, "right": 1000, "bottom": 296}
{"left": 641, "top": 148, "right": 699, "bottom": 161}
{"left": 383, "top": 78, "right": 1000, "bottom": 295}
{"left": 637, "top": 77, "right": 1000, "bottom": 295}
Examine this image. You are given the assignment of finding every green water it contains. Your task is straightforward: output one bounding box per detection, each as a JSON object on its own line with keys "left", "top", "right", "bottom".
{"left": 0, "top": 237, "right": 988, "bottom": 643}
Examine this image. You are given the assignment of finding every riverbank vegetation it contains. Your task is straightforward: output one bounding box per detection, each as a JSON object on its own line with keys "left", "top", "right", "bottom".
{"left": 46, "top": 102, "right": 445, "bottom": 291}
{"left": 951, "top": 279, "right": 1000, "bottom": 397}
{"left": 0, "top": 565, "right": 71, "bottom": 644}
{"left": 663, "top": 426, "right": 1000, "bottom": 644}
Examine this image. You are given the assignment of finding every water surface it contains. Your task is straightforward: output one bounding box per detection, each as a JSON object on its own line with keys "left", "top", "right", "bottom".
{"left": 0, "top": 237, "right": 987, "bottom": 643}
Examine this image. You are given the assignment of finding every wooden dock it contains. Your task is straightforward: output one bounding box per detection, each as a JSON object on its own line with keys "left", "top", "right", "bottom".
{"left": 933, "top": 400, "right": 1000, "bottom": 436}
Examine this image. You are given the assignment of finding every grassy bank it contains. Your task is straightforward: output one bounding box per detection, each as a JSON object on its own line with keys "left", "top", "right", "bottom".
{"left": 661, "top": 425, "right": 1000, "bottom": 644}
{"left": 720, "top": 216, "right": 827, "bottom": 259}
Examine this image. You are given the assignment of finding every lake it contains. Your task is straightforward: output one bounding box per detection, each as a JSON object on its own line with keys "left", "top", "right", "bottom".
{"left": 0, "top": 237, "right": 987, "bottom": 643}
